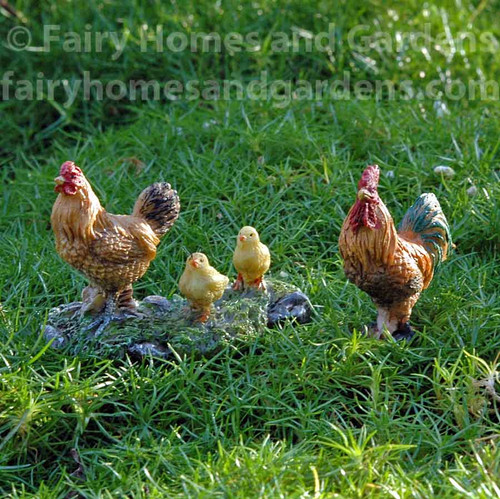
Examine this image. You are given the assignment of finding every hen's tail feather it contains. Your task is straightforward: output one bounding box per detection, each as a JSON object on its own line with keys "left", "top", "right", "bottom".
{"left": 398, "top": 193, "right": 452, "bottom": 268}
{"left": 133, "top": 182, "right": 180, "bottom": 237}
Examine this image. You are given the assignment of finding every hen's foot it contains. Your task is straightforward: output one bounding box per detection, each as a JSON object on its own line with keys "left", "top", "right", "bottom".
{"left": 84, "top": 314, "right": 113, "bottom": 337}
{"left": 84, "top": 307, "right": 145, "bottom": 336}
{"left": 83, "top": 296, "right": 116, "bottom": 337}
{"left": 83, "top": 311, "right": 112, "bottom": 337}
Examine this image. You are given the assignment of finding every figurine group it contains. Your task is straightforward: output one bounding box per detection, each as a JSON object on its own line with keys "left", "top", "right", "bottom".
{"left": 51, "top": 162, "right": 271, "bottom": 335}
{"left": 51, "top": 161, "right": 452, "bottom": 340}
{"left": 179, "top": 225, "right": 270, "bottom": 322}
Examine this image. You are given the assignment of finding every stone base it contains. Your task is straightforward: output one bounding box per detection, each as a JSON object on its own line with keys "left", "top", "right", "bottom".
{"left": 44, "top": 279, "right": 312, "bottom": 359}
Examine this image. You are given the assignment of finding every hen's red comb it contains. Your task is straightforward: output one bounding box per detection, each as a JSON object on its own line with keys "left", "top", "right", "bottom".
{"left": 60, "top": 161, "right": 83, "bottom": 177}
{"left": 358, "top": 164, "right": 380, "bottom": 190}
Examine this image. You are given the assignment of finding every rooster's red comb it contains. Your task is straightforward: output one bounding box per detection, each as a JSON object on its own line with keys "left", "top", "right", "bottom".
{"left": 358, "top": 164, "right": 380, "bottom": 190}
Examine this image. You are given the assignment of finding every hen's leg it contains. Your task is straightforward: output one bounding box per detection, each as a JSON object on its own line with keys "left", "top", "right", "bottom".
{"left": 81, "top": 285, "right": 106, "bottom": 315}
{"left": 116, "top": 285, "right": 140, "bottom": 316}
{"left": 83, "top": 293, "right": 116, "bottom": 336}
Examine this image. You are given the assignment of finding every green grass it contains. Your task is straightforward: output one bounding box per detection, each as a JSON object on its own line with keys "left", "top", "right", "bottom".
{"left": 1, "top": 0, "right": 500, "bottom": 497}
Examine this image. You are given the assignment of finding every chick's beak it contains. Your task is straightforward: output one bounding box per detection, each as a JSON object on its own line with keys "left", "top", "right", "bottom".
{"left": 239, "top": 235, "right": 246, "bottom": 242}
{"left": 190, "top": 259, "right": 199, "bottom": 268}
{"left": 54, "top": 176, "right": 65, "bottom": 186}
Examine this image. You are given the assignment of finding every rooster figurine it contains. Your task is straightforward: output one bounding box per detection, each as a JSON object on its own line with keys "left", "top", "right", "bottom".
{"left": 179, "top": 253, "right": 229, "bottom": 322}
{"left": 338, "top": 165, "right": 452, "bottom": 339}
{"left": 51, "top": 161, "right": 180, "bottom": 334}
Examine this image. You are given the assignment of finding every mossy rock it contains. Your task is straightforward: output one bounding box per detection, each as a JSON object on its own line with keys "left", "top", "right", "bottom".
{"left": 44, "top": 279, "right": 312, "bottom": 359}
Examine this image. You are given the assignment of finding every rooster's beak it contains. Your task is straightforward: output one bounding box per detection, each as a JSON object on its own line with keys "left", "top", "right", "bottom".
{"left": 357, "top": 189, "right": 373, "bottom": 201}
{"left": 54, "top": 176, "right": 65, "bottom": 186}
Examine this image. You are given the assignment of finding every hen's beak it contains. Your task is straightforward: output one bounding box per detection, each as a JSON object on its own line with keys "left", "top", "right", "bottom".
{"left": 357, "top": 188, "right": 373, "bottom": 201}
{"left": 54, "top": 176, "right": 65, "bottom": 186}
{"left": 239, "top": 235, "right": 246, "bottom": 242}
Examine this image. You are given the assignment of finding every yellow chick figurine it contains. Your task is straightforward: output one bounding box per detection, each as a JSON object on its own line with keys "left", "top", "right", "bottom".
{"left": 179, "top": 252, "right": 229, "bottom": 322}
{"left": 233, "top": 226, "right": 271, "bottom": 291}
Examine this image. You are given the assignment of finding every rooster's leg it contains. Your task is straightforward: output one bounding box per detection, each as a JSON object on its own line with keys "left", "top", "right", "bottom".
{"left": 376, "top": 298, "right": 417, "bottom": 341}
{"left": 375, "top": 308, "right": 400, "bottom": 338}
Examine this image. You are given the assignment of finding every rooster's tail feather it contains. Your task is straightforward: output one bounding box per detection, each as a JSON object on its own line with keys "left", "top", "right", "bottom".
{"left": 133, "top": 182, "right": 180, "bottom": 237}
{"left": 398, "top": 193, "right": 452, "bottom": 269}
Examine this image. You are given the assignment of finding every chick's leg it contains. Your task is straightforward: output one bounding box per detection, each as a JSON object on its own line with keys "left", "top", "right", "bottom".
{"left": 252, "top": 276, "right": 267, "bottom": 291}
{"left": 232, "top": 273, "right": 245, "bottom": 291}
{"left": 197, "top": 307, "right": 211, "bottom": 323}
{"left": 187, "top": 302, "right": 211, "bottom": 323}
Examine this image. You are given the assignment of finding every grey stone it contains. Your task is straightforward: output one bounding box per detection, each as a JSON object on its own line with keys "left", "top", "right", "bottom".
{"left": 44, "top": 325, "right": 68, "bottom": 349}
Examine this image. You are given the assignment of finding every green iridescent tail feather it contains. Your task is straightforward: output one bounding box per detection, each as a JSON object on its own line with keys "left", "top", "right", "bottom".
{"left": 398, "top": 193, "right": 452, "bottom": 268}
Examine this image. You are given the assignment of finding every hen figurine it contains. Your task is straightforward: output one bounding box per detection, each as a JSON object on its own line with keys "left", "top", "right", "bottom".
{"left": 179, "top": 253, "right": 229, "bottom": 322}
{"left": 232, "top": 226, "right": 271, "bottom": 291}
{"left": 338, "top": 165, "right": 452, "bottom": 339}
{"left": 51, "top": 161, "right": 180, "bottom": 333}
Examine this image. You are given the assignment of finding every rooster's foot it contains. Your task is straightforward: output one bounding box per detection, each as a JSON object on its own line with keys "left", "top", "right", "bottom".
{"left": 364, "top": 322, "right": 415, "bottom": 342}
{"left": 364, "top": 323, "right": 383, "bottom": 339}
{"left": 392, "top": 322, "right": 415, "bottom": 342}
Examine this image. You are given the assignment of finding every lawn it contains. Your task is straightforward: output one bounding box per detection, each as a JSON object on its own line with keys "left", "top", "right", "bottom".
{"left": 1, "top": 0, "right": 500, "bottom": 497}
